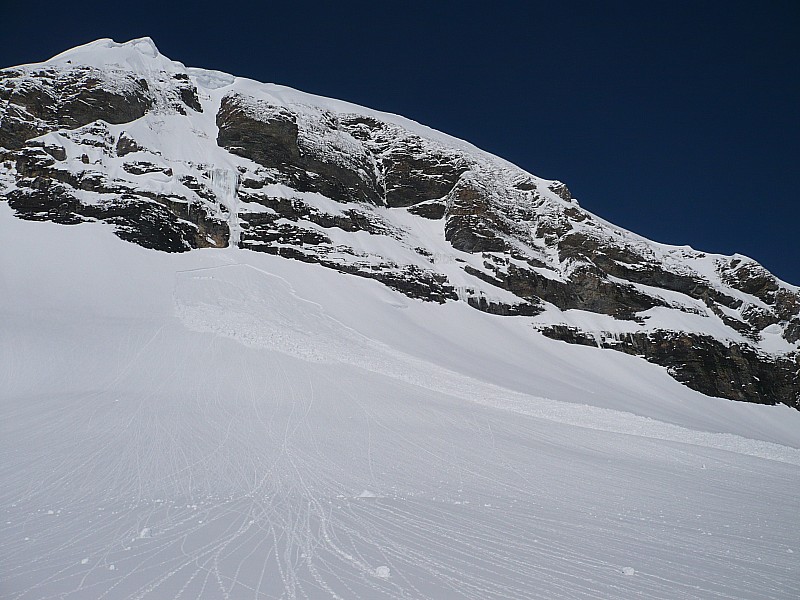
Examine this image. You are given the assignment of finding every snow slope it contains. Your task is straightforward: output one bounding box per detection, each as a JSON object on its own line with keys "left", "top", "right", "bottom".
{"left": 2, "top": 204, "right": 800, "bottom": 599}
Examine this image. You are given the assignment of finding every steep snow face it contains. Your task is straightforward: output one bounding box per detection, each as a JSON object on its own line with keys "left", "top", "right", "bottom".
{"left": 2, "top": 204, "right": 800, "bottom": 600}
{"left": 0, "top": 37, "right": 798, "bottom": 407}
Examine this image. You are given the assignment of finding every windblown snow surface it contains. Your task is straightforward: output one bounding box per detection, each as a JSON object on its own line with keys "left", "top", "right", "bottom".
{"left": 1, "top": 203, "right": 799, "bottom": 599}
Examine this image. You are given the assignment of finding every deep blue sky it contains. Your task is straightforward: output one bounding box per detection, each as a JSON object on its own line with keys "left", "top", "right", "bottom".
{"left": 4, "top": 1, "right": 798, "bottom": 283}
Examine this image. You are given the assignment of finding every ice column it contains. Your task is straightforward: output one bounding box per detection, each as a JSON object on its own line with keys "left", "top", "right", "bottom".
{"left": 209, "top": 168, "right": 241, "bottom": 248}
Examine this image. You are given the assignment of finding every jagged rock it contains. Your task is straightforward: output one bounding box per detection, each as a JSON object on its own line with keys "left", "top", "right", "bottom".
{"left": 548, "top": 181, "right": 572, "bottom": 201}
{"left": 380, "top": 140, "right": 467, "bottom": 208}
{"left": 445, "top": 179, "right": 509, "bottom": 253}
{"left": 0, "top": 103, "right": 50, "bottom": 150}
{"left": 407, "top": 200, "right": 446, "bottom": 220}
{"left": 216, "top": 94, "right": 382, "bottom": 205}
{"left": 466, "top": 295, "right": 542, "bottom": 316}
{"left": 720, "top": 258, "right": 779, "bottom": 302}
{"left": 540, "top": 325, "right": 800, "bottom": 409}
{"left": 42, "top": 144, "right": 66, "bottom": 161}
{"left": 116, "top": 132, "right": 144, "bottom": 156}
{"left": 123, "top": 161, "right": 173, "bottom": 176}
{"left": 171, "top": 72, "right": 202, "bottom": 112}
{"left": 0, "top": 66, "right": 152, "bottom": 149}
{"left": 786, "top": 319, "right": 800, "bottom": 344}
{"left": 337, "top": 115, "right": 468, "bottom": 208}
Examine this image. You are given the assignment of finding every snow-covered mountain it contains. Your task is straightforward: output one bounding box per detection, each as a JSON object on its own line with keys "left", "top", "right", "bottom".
{"left": 2, "top": 39, "right": 800, "bottom": 599}
{"left": 1, "top": 37, "right": 798, "bottom": 407}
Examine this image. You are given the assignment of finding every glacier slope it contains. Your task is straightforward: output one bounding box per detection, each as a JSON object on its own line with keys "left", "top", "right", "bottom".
{"left": 1, "top": 205, "right": 800, "bottom": 599}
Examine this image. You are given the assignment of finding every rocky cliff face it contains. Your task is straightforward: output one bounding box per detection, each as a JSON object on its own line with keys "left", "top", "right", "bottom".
{"left": 1, "top": 38, "right": 798, "bottom": 408}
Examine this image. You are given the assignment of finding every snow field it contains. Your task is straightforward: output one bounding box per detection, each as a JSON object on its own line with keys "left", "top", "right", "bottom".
{"left": 2, "top": 205, "right": 800, "bottom": 599}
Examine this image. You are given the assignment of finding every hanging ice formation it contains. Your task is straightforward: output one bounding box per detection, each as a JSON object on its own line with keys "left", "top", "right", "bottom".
{"left": 208, "top": 168, "right": 241, "bottom": 247}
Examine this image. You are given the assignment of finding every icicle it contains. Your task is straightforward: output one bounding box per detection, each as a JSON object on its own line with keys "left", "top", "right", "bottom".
{"left": 208, "top": 168, "right": 240, "bottom": 248}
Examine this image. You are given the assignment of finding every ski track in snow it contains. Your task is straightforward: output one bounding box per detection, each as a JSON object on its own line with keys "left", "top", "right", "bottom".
{"left": 2, "top": 210, "right": 800, "bottom": 599}
{"left": 3, "top": 360, "right": 799, "bottom": 600}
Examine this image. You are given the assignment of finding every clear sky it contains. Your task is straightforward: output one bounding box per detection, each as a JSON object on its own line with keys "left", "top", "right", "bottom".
{"left": 3, "top": 1, "right": 798, "bottom": 284}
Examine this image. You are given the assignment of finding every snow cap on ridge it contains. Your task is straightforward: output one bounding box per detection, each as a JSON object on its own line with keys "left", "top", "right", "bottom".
{"left": 35, "top": 37, "right": 185, "bottom": 75}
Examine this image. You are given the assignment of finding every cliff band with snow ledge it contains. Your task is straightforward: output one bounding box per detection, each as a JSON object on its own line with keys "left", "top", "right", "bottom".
{"left": 1, "top": 37, "right": 798, "bottom": 407}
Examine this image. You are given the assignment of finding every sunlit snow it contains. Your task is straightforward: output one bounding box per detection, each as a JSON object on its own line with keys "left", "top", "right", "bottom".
{"left": 1, "top": 37, "right": 799, "bottom": 600}
{"left": 1, "top": 204, "right": 799, "bottom": 599}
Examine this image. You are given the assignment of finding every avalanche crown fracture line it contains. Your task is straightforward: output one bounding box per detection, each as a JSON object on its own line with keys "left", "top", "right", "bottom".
{"left": 0, "top": 37, "right": 798, "bottom": 407}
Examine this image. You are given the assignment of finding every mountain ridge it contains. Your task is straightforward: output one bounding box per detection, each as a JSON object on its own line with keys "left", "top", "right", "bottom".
{"left": 1, "top": 37, "right": 798, "bottom": 407}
